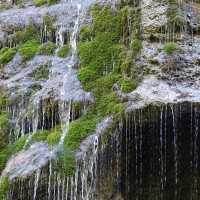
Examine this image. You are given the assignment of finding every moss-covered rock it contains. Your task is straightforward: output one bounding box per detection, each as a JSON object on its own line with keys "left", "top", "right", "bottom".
{"left": 0, "top": 136, "right": 27, "bottom": 172}
{"left": 38, "top": 42, "right": 56, "bottom": 55}
{"left": 0, "top": 176, "right": 9, "bottom": 200}
{"left": 57, "top": 44, "right": 70, "bottom": 57}
{"left": 18, "top": 40, "right": 40, "bottom": 61}
{"left": 64, "top": 114, "right": 98, "bottom": 150}
{"left": 0, "top": 47, "right": 17, "bottom": 67}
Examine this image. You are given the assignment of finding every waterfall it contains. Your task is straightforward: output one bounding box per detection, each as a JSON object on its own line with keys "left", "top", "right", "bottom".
{"left": 48, "top": 160, "right": 52, "bottom": 200}
{"left": 33, "top": 169, "right": 41, "bottom": 200}
{"left": 70, "top": 3, "right": 81, "bottom": 64}
{"left": 56, "top": 25, "right": 65, "bottom": 47}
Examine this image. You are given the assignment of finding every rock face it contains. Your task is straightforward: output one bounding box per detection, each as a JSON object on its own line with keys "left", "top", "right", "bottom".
{"left": 0, "top": 0, "right": 200, "bottom": 200}
{"left": 95, "top": 103, "right": 200, "bottom": 200}
{"left": 91, "top": 1, "right": 200, "bottom": 199}
{"left": 141, "top": 0, "right": 168, "bottom": 37}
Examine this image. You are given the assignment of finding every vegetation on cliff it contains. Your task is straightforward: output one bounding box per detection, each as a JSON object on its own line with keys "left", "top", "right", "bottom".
{"left": 58, "top": 2, "right": 143, "bottom": 175}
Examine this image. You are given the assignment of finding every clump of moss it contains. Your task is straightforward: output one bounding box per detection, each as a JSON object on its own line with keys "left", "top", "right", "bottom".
{"left": 38, "top": 42, "right": 56, "bottom": 55}
{"left": 64, "top": 114, "right": 98, "bottom": 150}
{"left": 31, "top": 130, "right": 49, "bottom": 142}
{"left": 47, "top": 127, "right": 61, "bottom": 146}
{"left": 0, "top": 136, "right": 27, "bottom": 171}
{"left": 0, "top": 112, "right": 9, "bottom": 150}
{"left": 131, "top": 38, "right": 142, "bottom": 55}
{"left": 33, "top": 0, "right": 58, "bottom": 6}
{"left": 0, "top": 91, "right": 9, "bottom": 110}
{"left": 0, "top": 176, "right": 9, "bottom": 200}
{"left": 19, "top": 40, "right": 40, "bottom": 61}
{"left": 0, "top": 48, "right": 17, "bottom": 67}
{"left": 163, "top": 42, "right": 178, "bottom": 54}
{"left": 57, "top": 149, "right": 75, "bottom": 176}
{"left": 79, "top": 26, "right": 92, "bottom": 42}
{"left": 33, "top": 0, "right": 47, "bottom": 6}
{"left": 47, "top": 0, "right": 58, "bottom": 5}
{"left": 119, "top": 77, "right": 138, "bottom": 93}
{"left": 13, "top": 23, "right": 40, "bottom": 45}
{"left": 57, "top": 44, "right": 70, "bottom": 57}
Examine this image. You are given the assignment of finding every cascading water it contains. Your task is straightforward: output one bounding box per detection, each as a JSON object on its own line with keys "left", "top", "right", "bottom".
{"left": 92, "top": 103, "right": 200, "bottom": 200}
{"left": 0, "top": 2, "right": 92, "bottom": 199}
{"left": 1, "top": 0, "right": 200, "bottom": 200}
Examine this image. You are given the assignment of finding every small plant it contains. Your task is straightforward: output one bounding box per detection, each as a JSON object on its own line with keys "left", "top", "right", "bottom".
{"left": 0, "top": 176, "right": 9, "bottom": 200}
{"left": 47, "top": 0, "right": 58, "bottom": 5}
{"left": 13, "top": 23, "right": 40, "bottom": 45}
{"left": 0, "top": 48, "right": 17, "bottom": 67}
{"left": 0, "top": 136, "right": 27, "bottom": 171}
{"left": 19, "top": 40, "right": 40, "bottom": 61}
{"left": 31, "top": 130, "right": 49, "bottom": 142}
{"left": 79, "top": 26, "right": 92, "bottom": 42}
{"left": 64, "top": 114, "right": 98, "bottom": 150}
{"left": 0, "top": 112, "right": 9, "bottom": 150}
{"left": 57, "top": 44, "right": 70, "bottom": 58}
{"left": 131, "top": 38, "right": 142, "bottom": 55}
{"left": 38, "top": 42, "right": 56, "bottom": 55}
{"left": 163, "top": 42, "right": 178, "bottom": 55}
{"left": 47, "top": 127, "right": 61, "bottom": 145}
{"left": 120, "top": 77, "right": 138, "bottom": 93}
{"left": 33, "top": 0, "right": 47, "bottom": 6}
{"left": 57, "top": 149, "right": 75, "bottom": 176}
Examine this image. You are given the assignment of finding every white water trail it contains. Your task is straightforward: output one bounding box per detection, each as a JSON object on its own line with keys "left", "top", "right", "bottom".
{"left": 33, "top": 169, "right": 41, "bottom": 200}
{"left": 58, "top": 102, "right": 71, "bottom": 146}
{"left": 48, "top": 161, "right": 52, "bottom": 200}
{"left": 70, "top": 3, "right": 81, "bottom": 64}
{"left": 58, "top": 3, "right": 82, "bottom": 146}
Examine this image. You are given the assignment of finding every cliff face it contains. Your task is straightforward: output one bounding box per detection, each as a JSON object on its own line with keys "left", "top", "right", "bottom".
{"left": 0, "top": 0, "right": 200, "bottom": 199}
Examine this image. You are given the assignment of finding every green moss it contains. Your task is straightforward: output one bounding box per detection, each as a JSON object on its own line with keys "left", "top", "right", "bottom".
{"left": 34, "top": 0, "right": 58, "bottom": 6}
{"left": 29, "top": 126, "right": 61, "bottom": 145}
{"left": 96, "top": 93, "right": 125, "bottom": 117}
{"left": 33, "top": 0, "right": 47, "bottom": 6}
{"left": 119, "top": 77, "right": 138, "bottom": 93}
{"left": 38, "top": 42, "right": 56, "bottom": 55}
{"left": 19, "top": 40, "right": 40, "bottom": 61}
{"left": 0, "top": 112, "right": 9, "bottom": 150}
{"left": 78, "top": 4, "right": 141, "bottom": 117}
{"left": 47, "top": 127, "right": 61, "bottom": 146}
{"left": 31, "top": 130, "right": 49, "bottom": 142}
{"left": 59, "top": 3, "right": 142, "bottom": 176}
{"left": 163, "top": 42, "right": 178, "bottom": 54}
{"left": 131, "top": 38, "right": 142, "bottom": 55}
{"left": 47, "top": 0, "right": 58, "bottom": 5}
{"left": 0, "top": 92, "right": 9, "bottom": 108}
{"left": 57, "top": 149, "right": 75, "bottom": 176}
{"left": 64, "top": 114, "right": 98, "bottom": 150}
{"left": 57, "top": 44, "right": 70, "bottom": 58}
{"left": 0, "top": 176, "right": 9, "bottom": 200}
{"left": 0, "top": 48, "right": 17, "bottom": 67}
{"left": 13, "top": 23, "right": 40, "bottom": 45}
{"left": 79, "top": 25, "right": 92, "bottom": 42}
{"left": 0, "top": 136, "right": 27, "bottom": 171}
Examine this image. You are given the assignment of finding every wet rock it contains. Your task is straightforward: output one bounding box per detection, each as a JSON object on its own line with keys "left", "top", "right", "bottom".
{"left": 183, "top": 3, "right": 200, "bottom": 33}
{"left": 141, "top": 0, "right": 168, "bottom": 37}
{"left": 2, "top": 142, "right": 54, "bottom": 180}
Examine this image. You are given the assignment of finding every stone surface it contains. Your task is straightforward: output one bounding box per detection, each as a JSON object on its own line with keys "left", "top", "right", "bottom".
{"left": 141, "top": 0, "right": 168, "bottom": 36}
